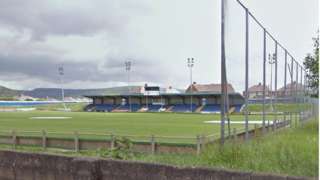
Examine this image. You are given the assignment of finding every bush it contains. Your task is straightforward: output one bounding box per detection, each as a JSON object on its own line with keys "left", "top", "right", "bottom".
{"left": 95, "top": 137, "right": 134, "bottom": 160}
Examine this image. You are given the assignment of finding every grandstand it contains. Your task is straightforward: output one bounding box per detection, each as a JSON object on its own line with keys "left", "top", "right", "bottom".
{"left": 85, "top": 83, "right": 244, "bottom": 113}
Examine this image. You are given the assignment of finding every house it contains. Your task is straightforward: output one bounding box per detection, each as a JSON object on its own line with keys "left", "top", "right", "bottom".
{"left": 185, "top": 83, "right": 235, "bottom": 94}
{"left": 244, "top": 83, "right": 270, "bottom": 99}
{"left": 277, "top": 82, "right": 305, "bottom": 97}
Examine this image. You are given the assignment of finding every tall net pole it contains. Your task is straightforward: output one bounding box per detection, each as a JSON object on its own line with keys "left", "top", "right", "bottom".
{"left": 274, "top": 43, "right": 278, "bottom": 126}
{"left": 220, "top": 0, "right": 227, "bottom": 145}
{"left": 262, "top": 29, "right": 267, "bottom": 133}
{"left": 244, "top": 7, "right": 249, "bottom": 140}
{"left": 290, "top": 57, "right": 294, "bottom": 99}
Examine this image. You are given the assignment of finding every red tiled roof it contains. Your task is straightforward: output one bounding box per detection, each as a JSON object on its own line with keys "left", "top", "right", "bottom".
{"left": 248, "top": 83, "right": 270, "bottom": 92}
{"left": 278, "top": 82, "right": 304, "bottom": 92}
{"left": 186, "top": 83, "right": 235, "bottom": 93}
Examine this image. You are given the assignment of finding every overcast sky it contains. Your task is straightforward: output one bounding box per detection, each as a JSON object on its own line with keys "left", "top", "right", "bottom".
{"left": 0, "top": 0, "right": 318, "bottom": 92}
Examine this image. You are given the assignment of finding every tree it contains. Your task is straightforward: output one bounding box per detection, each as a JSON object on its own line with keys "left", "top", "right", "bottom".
{"left": 304, "top": 33, "right": 319, "bottom": 97}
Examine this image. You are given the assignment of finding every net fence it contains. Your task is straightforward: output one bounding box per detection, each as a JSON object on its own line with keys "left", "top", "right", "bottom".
{"left": 221, "top": 0, "right": 315, "bottom": 142}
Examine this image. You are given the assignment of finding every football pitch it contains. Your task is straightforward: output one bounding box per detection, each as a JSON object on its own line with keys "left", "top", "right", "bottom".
{"left": 0, "top": 111, "right": 266, "bottom": 143}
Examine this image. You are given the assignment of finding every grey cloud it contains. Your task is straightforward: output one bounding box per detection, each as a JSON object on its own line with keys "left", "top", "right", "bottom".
{"left": 0, "top": 52, "right": 166, "bottom": 85}
{"left": 0, "top": 0, "right": 149, "bottom": 40}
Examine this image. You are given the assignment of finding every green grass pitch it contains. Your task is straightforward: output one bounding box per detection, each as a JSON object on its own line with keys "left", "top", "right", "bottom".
{"left": 0, "top": 111, "right": 266, "bottom": 143}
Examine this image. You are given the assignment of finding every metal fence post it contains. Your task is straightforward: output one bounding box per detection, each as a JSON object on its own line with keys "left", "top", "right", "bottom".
{"left": 151, "top": 135, "right": 155, "bottom": 155}
{"left": 74, "top": 131, "right": 79, "bottom": 153}
{"left": 12, "top": 130, "right": 16, "bottom": 150}
{"left": 42, "top": 130, "right": 47, "bottom": 151}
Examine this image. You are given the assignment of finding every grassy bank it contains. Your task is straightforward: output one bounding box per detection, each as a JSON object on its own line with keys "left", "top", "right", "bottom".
{"left": 133, "top": 119, "right": 318, "bottom": 177}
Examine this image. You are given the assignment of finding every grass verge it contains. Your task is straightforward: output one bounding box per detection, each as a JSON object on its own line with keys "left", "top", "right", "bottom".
{"left": 0, "top": 117, "right": 317, "bottom": 177}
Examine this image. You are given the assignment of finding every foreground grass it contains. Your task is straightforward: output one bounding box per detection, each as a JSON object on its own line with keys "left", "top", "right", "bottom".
{"left": 133, "top": 119, "right": 318, "bottom": 177}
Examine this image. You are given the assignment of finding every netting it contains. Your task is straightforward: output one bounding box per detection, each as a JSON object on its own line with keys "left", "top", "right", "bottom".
{"left": 221, "top": 0, "right": 314, "bottom": 142}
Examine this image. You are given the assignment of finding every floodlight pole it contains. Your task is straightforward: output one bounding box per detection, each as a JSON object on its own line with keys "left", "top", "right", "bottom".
{"left": 187, "top": 58, "right": 195, "bottom": 112}
{"left": 125, "top": 61, "right": 132, "bottom": 112}
{"left": 145, "top": 84, "right": 149, "bottom": 110}
{"left": 268, "top": 53, "right": 276, "bottom": 112}
{"left": 58, "top": 65, "right": 67, "bottom": 111}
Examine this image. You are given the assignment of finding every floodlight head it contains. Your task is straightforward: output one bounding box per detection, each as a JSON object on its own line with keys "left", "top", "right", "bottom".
{"left": 58, "top": 66, "right": 64, "bottom": 76}
{"left": 125, "top": 61, "right": 132, "bottom": 71}
{"left": 268, "top": 53, "right": 275, "bottom": 64}
{"left": 187, "top": 58, "right": 195, "bottom": 67}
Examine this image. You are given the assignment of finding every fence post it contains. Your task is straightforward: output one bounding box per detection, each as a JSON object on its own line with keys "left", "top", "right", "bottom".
{"left": 290, "top": 112, "right": 293, "bottom": 128}
{"left": 272, "top": 120, "right": 276, "bottom": 131}
{"left": 110, "top": 133, "right": 115, "bottom": 150}
{"left": 201, "top": 135, "right": 205, "bottom": 148}
{"left": 295, "top": 112, "right": 298, "bottom": 128}
{"left": 151, "top": 135, "right": 155, "bottom": 155}
{"left": 267, "top": 120, "right": 270, "bottom": 132}
{"left": 232, "top": 128, "right": 237, "bottom": 141}
{"left": 74, "top": 131, "right": 79, "bottom": 153}
{"left": 295, "top": 112, "right": 298, "bottom": 127}
{"left": 12, "top": 130, "right": 16, "bottom": 150}
{"left": 299, "top": 112, "right": 302, "bottom": 122}
{"left": 196, "top": 135, "right": 201, "bottom": 156}
{"left": 254, "top": 124, "right": 258, "bottom": 137}
{"left": 42, "top": 130, "right": 47, "bottom": 151}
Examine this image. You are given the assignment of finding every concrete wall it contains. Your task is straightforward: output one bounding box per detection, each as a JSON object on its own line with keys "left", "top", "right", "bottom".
{"left": 0, "top": 150, "right": 313, "bottom": 180}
